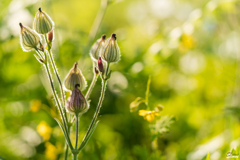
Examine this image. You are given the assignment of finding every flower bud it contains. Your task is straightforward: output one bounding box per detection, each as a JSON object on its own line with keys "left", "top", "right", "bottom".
{"left": 64, "top": 62, "right": 87, "bottom": 91}
{"left": 33, "top": 8, "right": 54, "bottom": 34}
{"left": 48, "top": 30, "right": 54, "bottom": 42}
{"left": 89, "top": 35, "right": 106, "bottom": 61}
{"left": 19, "top": 23, "right": 41, "bottom": 52}
{"left": 66, "top": 84, "right": 89, "bottom": 115}
{"left": 100, "top": 33, "right": 121, "bottom": 63}
{"left": 98, "top": 57, "right": 104, "bottom": 73}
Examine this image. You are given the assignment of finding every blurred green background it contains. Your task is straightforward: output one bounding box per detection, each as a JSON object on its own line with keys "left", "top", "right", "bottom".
{"left": 1, "top": 0, "right": 240, "bottom": 159}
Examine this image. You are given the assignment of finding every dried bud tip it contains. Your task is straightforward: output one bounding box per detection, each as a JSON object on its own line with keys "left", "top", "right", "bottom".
{"left": 101, "top": 34, "right": 106, "bottom": 41}
{"left": 75, "top": 84, "right": 80, "bottom": 88}
{"left": 111, "top": 33, "right": 116, "bottom": 40}
{"left": 39, "top": 8, "right": 42, "bottom": 12}
{"left": 19, "top": 23, "right": 23, "bottom": 29}
{"left": 94, "top": 67, "right": 99, "bottom": 74}
{"left": 98, "top": 57, "right": 104, "bottom": 72}
{"left": 39, "top": 59, "right": 44, "bottom": 63}
{"left": 74, "top": 62, "right": 78, "bottom": 70}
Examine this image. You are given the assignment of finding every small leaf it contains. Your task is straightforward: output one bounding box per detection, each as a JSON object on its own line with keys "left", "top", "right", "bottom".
{"left": 130, "top": 97, "right": 145, "bottom": 112}
{"left": 54, "top": 118, "right": 73, "bottom": 150}
{"left": 155, "top": 115, "right": 176, "bottom": 135}
{"left": 79, "top": 120, "right": 99, "bottom": 151}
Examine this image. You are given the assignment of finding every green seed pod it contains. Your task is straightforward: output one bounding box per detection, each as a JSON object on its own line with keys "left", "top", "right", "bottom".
{"left": 66, "top": 84, "right": 89, "bottom": 115}
{"left": 89, "top": 35, "right": 106, "bottom": 61}
{"left": 100, "top": 33, "right": 121, "bottom": 63}
{"left": 19, "top": 23, "right": 41, "bottom": 52}
{"left": 33, "top": 8, "right": 54, "bottom": 34}
{"left": 64, "top": 62, "right": 87, "bottom": 91}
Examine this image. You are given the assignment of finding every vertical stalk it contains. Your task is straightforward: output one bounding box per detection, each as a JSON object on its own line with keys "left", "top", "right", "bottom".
{"left": 44, "top": 35, "right": 70, "bottom": 160}
{"left": 85, "top": 73, "right": 98, "bottom": 100}
{"left": 44, "top": 63, "right": 68, "bottom": 131}
{"left": 78, "top": 79, "right": 107, "bottom": 151}
{"left": 75, "top": 114, "right": 79, "bottom": 149}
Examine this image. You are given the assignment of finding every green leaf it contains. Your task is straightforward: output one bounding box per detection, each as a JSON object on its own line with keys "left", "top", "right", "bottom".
{"left": 130, "top": 97, "right": 145, "bottom": 112}
{"left": 54, "top": 118, "right": 73, "bottom": 151}
{"left": 153, "top": 115, "right": 176, "bottom": 135}
{"left": 78, "top": 120, "right": 99, "bottom": 151}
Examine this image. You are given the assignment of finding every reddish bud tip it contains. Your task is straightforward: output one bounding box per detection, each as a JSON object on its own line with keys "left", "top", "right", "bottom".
{"left": 39, "top": 59, "right": 44, "bottom": 63}
{"left": 98, "top": 57, "right": 104, "bottom": 72}
{"left": 111, "top": 33, "right": 116, "bottom": 40}
{"left": 48, "top": 30, "right": 53, "bottom": 42}
{"left": 39, "top": 8, "right": 42, "bottom": 12}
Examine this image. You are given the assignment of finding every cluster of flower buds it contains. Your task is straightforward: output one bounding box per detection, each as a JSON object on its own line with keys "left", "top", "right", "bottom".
{"left": 63, "top": 62, "right": 89, "bottom": 115}
{"left": 19, "top": 8, "right": 54, "bottom": 63}
{"left": 89, "top": 33, "right": 121, "bottom": 79}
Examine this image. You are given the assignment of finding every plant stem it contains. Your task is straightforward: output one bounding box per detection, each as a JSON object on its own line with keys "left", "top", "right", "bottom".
{"left": 44, "top": 35, "right": 70, "bottom": 160}
{"left": 78, "top": 79, "right": 107, "bottom": 151}
{"left": 85, "top": 72, "right": 98, "bottom": 100}
{"left": 64, "top": 126, "right": 71, "bottom": 160}
{"left": 44, "top": 63, "right": 68, "bottom": 131}
{"left": 75, "top": 114, "right": 79, "bottom": 149}
{"left": 105, "top": 62, "right": 110, "bottom": 78}
{"left": 73, "top": 153, "right": 78, "bottom": 160}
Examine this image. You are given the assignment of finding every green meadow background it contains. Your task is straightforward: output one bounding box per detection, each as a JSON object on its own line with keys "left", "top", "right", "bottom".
{"left": 0, "top": 0, "right": 240, "bottom": 159}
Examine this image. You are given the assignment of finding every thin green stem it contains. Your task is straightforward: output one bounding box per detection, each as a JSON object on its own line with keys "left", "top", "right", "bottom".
{"left": 64, "top": 126, "right": 70, "bottom": 160}
{"left": 105, "top": 62, "right": 110, "bottom": 79}
{"left": 75, "top": 114, "right": 79, "bottom": 150}
{"left": 73, "top": 153, "right": 78, "bottom": 160}
{"left": 85, "top": 73, "right": 98, "bottom": 100}
{"left": 44, "top": 63, "right": 68, "bottom": 139}
{"left": 44, "top": 35, "right": 70, "bottom": 160}
{"left": 78, "top": 80, "right": 107, "bottom": 151}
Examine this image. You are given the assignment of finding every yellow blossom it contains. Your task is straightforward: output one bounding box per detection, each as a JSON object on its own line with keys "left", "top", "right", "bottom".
{"left": 37, "top": 121, "right": 52, "bottom": 141}
{"left": 30, "top": 100, "right": 41, "bottom": 112}
{"left": 45, "top": 142, "right": 58, "bottom": 160}
{"left": 139, "top": 110, "right": 160, "bottom": 122}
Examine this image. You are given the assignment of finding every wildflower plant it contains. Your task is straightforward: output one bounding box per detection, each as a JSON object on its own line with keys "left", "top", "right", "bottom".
{"left": 130, "top": 76, "right": 175, "bottom": 150}
{"left": 19, "top": 7, "right": 121, "bottom": 160}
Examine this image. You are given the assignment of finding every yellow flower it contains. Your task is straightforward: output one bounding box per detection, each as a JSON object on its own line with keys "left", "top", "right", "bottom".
{"left": 45, "top": 142, "right": 57, "bottom": 160}
{"left": 138, "top": 110, "right": 160, "bottom": 122}
{"left": 30, "top": 100, "right": 41, "bottom": 112}
{"left": 37, "top": 121, "right": 52, "bottom": 141}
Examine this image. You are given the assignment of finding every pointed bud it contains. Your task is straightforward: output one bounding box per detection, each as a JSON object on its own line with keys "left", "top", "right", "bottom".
{"left": 19, "top": 23, "right": 41, "bottom": 52}
{"left": 48, "top": 30, "right": 54, "bottom": 42}
{"left": 33, "top": 8, "right": 54, "bottom": 34}
{"left": 100, "top": 33, "right": 121, "bottom": 63}
{"left": 98, "top": 57, "right": 104, "bottom": 73}
{"left": 89, "top": 35, "right": 106, "bottom": 61}
{"left": 64, "top": 62, "right": 87, "bottom": 92}
{"left": 66, "top": 84, "right": 89, "bottom": 115}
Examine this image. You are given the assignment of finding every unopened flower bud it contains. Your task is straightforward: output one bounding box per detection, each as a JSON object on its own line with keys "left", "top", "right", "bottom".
{"left": 33, "top": 8, "right": 54, "bottom": 34}
{"left": 64, "top": 62, "right": 87, "bottom": 91}
{"left": 19, "top": 23, "right": 41, "bottom": 52}
{"left": 66, "top": 84, "right": 89, "bottom": 115}
{"left": 90, "top": 35, "right": 106, "bottom": 61}
{"left": 48, "top": 30, "right": 54, "bottom": 42}
{"left": 98, "top": 57, "right": 104, "bottom": 73}
{"left": 100, "top": 33, "right": 121, "bottom": 63}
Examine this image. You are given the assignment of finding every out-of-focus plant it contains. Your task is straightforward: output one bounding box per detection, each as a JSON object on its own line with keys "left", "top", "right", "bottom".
{"left": 130, "top": 76, "right": 175, "bottom": 150}
{"left": 19, "top": 7, "right": 121, "bottom": 160}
